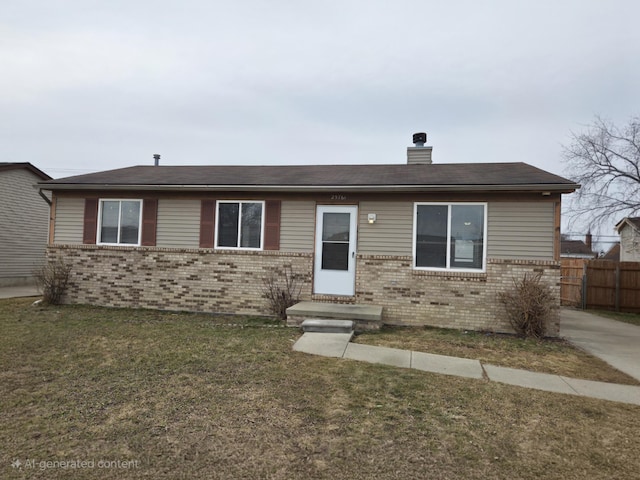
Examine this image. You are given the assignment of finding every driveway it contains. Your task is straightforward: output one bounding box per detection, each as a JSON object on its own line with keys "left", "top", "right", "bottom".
{"left": 561, "top": 308, "right": 640, "bottom": 383}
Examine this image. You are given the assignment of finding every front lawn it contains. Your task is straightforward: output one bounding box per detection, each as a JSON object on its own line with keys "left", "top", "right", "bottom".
{"left": 354, "top": 326, "right": 639, "bottom": 385}
{"left": 1, "top": 299, "right": 639, "bottom": 479}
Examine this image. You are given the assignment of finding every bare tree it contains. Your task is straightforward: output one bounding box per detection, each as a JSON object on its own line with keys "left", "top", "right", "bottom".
{"left": 562, "top": 116, "right": 640, "bottom": 232}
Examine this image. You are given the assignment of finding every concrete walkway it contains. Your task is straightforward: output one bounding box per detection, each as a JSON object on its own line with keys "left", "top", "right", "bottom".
{"left": 293, "top": 331, "right": 640, "bottom": 406}
{"left": 0, "top": 285, "right": 40, "bottom": 299}
{"left": 560, "top": 308, "right": 640, "bottom": 383}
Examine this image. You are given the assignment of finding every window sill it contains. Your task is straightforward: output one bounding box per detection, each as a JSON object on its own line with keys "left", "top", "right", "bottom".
{"left": 412, "top": 268, "right": 487, "bottom": 280}
{"left": 97, "top": 242, "right": 141, "bottom": 247}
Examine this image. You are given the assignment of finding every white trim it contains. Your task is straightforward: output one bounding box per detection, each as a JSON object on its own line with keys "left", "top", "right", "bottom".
{"left": 214, "top": 200, "right": 265, "bottom": 251}
{"left": 413, "top": 202, "right": 488, "bottom": 273}
{"left": 97, "top": 199, "right": 143, "bottom": 246}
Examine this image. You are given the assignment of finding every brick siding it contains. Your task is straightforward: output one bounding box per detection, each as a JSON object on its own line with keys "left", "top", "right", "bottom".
{"left": 47, "top": 246, "right": 560, "bottom": 335}
{"left": 47, "top": 245, "right": 313, "bottom": 315}
{"left": 354, "top": 255, "right": 561, "bottom": 335}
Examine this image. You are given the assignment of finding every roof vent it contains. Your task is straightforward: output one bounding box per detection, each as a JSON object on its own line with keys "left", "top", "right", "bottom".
{"left": 407, "top": 132, "right": 432, "bottom": 164}
{"left": 153, "top": 154, "right": 161, "bottom": 166}
{"left": 413, "top": 132, "right": 427, "bottom": 147}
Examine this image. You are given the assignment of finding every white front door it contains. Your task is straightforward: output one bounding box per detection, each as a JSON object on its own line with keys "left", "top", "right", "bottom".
{"left": 314, "top": 205, "right": 358, "bottom": 296}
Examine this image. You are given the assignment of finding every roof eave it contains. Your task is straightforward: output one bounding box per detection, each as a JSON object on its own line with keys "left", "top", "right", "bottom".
{"left": 1, "top": 163, "right": 52, "bottom": 180}
{"left": 38, "top": 183, "right": 580, "bottom": 193}
{"left": 616, "top": 218, "right": 640, "bottom": 233}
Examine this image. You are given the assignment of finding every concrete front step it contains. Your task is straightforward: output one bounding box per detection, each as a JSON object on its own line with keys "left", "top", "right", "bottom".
{"left": 287, "top": 301, "right": 383, "bottom": 331}
{"left": 301, "top": 319, "right": 355, "bottom": 334}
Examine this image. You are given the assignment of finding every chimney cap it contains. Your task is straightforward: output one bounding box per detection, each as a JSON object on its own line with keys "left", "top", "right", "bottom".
{"left": 412, "top": 132, "right": 427, "bottom": 146}
{"left": 153, "top": 154, "right": 161, "bottom": 166}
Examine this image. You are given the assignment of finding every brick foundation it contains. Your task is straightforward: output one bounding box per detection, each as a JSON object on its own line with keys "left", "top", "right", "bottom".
{"left": 354, "top": 254, "right": 561, "bottom": 335}
{"left": 47, "top": 245, "right": 313, "bottom": 316}
{"left": 48, "top": 246, "right": 560, "bottom": 335}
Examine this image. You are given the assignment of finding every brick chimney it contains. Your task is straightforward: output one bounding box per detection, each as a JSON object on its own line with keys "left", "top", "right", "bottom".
{"left": 585, "top": 232, "right": 592, "bottom": 250}
{"left": 407, "top": 132, "right": 433, "bottom": 164}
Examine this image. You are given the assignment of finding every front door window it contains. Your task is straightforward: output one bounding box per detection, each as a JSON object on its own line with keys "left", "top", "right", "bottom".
{"left": 321, "top": 213, "right": 350, "bottom": 270}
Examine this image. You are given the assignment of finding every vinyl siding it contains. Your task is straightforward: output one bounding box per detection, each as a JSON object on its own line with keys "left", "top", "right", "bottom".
{"left": 0, "top": 169, "right": 50, "bottom": 282}
{"left": 358, "top": 201, "right": 413, "bottom": 256}
{"left": 355, "top": 200, "right": 554, "bottom": 260}
{"left": 53, "top": 196, "right": 85, "bottom": 244}
{"left": 280, "top": 200, "right": 315, "bottom": 252}
{"left": 487, "top": 202, "right": 554, "bottom": 260}
{"left": 156, "top": 199, "right": 201, "bottom": 248}
{"left": 49, "top": 196, "right": 556, "bottom": 261}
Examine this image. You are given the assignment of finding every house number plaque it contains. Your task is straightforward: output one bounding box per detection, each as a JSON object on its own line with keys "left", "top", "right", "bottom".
{"left": 330, "top": 194, "right": 347, "bottom": 200}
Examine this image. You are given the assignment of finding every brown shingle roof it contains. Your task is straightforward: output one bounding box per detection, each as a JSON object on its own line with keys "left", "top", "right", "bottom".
{"left": 601, "top": 243, "right": 620, "bottom": 261}
{"left": 560, "top": 240, "right": 595, "bottom": 256}
{"left": 39, "top": 162, "right": 578, "bottom": 192}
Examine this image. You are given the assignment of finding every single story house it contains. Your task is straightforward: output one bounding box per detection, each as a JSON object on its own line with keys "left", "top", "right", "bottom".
{"left": 615, "top": 217, "right": 640, "bottom": 262}
{"left": 0, "top": 162, "right": 52, "bottom": 286}
{"left": 38, "top": 135, "right": 579, "bottom": 334}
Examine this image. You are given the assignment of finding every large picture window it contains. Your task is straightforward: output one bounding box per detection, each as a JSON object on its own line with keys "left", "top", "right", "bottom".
{"left": 414, "top": 203, "right": 486, "bottom": 271}
{"left": 98, "top": 200, "right": 142, "bottom": 245}
{"left": 215, "top": 201, "right": 264, "bottom": 250}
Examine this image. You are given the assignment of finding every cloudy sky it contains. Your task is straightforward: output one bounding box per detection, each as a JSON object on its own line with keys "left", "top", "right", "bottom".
{"left": 3, "top": 0, "right": 639, "bottom": 194}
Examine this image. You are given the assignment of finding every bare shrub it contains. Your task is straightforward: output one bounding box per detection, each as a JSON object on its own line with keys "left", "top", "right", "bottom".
{"left": 34, "top": 259, "right": 72, "bottom": 305}
{"left": 262, "top": 265, "right": 302, "bottom": 320}
{"left": 498, "top": 273, "right": 556, "bottom": 339}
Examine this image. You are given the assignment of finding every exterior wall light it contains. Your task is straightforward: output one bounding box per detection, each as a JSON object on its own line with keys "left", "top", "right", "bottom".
{"left": 368, "top": 213, "right": 377, "bottom": 224}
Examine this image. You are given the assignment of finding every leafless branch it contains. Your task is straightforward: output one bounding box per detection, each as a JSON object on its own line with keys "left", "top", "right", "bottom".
{"left": 563, "top": 115, "right": 640, "bottom": 232}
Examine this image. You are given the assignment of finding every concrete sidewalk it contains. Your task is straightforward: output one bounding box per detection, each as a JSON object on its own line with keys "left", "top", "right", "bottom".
{"left": 560, "top": 308, "right": 640, "bottom": 383}
{"left": 0, "top": 285, "right": 40, "bottom": 299}
{"left": 293, "top": 332, "right": 640, "bottom": 406}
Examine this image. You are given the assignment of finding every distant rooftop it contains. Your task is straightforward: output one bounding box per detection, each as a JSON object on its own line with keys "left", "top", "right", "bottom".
{"left": 560, "top": 239, "right": 596, "bottom": 258}
{"left": 616, "top": 217, "right": 640, "bottom": 232}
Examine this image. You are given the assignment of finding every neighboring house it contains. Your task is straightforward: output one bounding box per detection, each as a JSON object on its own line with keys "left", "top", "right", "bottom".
{"left": 38, "top": 135, "right": 579, "bottom": 334}
{"left": 0, "top": 163, "right": 52, "bottom": 286}
{"left": 560, "top": 233, "right": 597, "bottom": 259}
{"left": 615, "top": 217, "right": 640, "bottom": 262}
{"left": 601, "top": 243, "right": 621, "bottom": 261}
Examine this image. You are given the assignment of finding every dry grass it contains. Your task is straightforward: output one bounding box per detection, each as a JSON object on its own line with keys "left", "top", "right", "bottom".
{"left": 1, "top": 298, "right": 639, "bottom": 479}
{"left": 590, "top": 309, "right": 640, "bottom": 327}
{"left": 355, "top": 326, "right": 639, "bottom": 385}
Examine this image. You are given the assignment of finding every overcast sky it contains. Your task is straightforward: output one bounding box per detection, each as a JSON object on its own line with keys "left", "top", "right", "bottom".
{"left": 3, "top": 1, "right": 639, "bottom": 201}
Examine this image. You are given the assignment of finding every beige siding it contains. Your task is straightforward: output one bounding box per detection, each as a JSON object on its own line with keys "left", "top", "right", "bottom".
{"left": 358, "top": 201, "right": 413, "bottom": 256}
{"left": 620, "top": 226, "right": 640, "bottom": 261}
{"left": 280, "top": 200, "right": 315, "bottom": 252}
{"left": 48, "top": 196, "right": 555, "bottom": 262}
{"left": 53, "top": 196, "right": 85, "bottom": 244}
{"left": 356, "top": 200, "right": 554, "bottom": 260}
{"left": 487, "top": 202, "right": 554, "bottom": 260}
{"left": 0, "top": 169, "right": 50, "bottom": 283}
{"left": 156, "top": 199, "right": 201, "bottom": 248}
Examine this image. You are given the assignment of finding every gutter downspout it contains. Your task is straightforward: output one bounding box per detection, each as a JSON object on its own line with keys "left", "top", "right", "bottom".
{"left": 38, "top": 188, "right": 52, "bottom": 206}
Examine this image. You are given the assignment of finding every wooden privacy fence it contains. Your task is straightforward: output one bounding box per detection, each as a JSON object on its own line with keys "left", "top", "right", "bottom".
{"left": 560, "top": 259, "right": 640, "bottom": 312}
